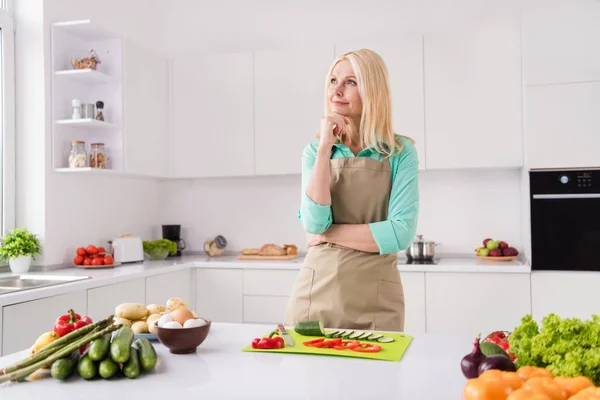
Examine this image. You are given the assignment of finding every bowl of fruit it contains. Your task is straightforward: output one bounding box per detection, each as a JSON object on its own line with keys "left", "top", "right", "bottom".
{"left": 475, "top": 238, "right": 520, "bottom": 261}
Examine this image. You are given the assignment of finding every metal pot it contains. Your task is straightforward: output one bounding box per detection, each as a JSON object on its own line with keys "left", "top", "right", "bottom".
{"left": 405, "top": 234, "right": 440, "bottom": 261}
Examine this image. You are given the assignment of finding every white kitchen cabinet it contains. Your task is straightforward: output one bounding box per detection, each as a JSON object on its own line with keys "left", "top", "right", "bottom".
{"left": 526, "top": 82, "right": 600, "bottom": 169}
{"left": 123, "top": 39, "right": 170, "bottom": 177}
{"left": 425, "top": 272, "right": 531, "bottom": 335}
{"left": 242, "top": 269, "right": 299, "bottom": 296}
{"left": 243, "top": 295, "right": 290, "bottom": 324}
{"left": 196, "top": 269, "right": 243, "bottom": 323}
{"left": 401, "top": 272, "right": 426, "bottom": 334}
{"left": 254, "top": 45, "right": 334, "bottom": 175}
{"left": 87, "top": 279, "right": 145, "bottom": 321}
{"left": 522, "top": 3, "right": 600, "bottom": 86}
{"left": 145, "top": 269, "right": 192, "bottom": 307}
{"left": 335, "top": 36, "right": 426, "bottom": 170}
{"left": 171, "top": 52, "right": 254, "bottom": 178}
{"left": 424, "top": 20, "right": 523, "bottom": 169}
{"left": 2, "top": 291, "right": 86, "bottom": 356}
{"left": 531, "top": 272, "right": 600, "bottom": 322}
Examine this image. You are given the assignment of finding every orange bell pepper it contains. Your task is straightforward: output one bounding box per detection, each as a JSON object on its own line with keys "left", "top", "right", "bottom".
{"left": 463, "top": 370, "right": 524, "bottom": 400}
{"left": 517, "top": 366, "right": 554, "bottom": 381}
{"left": 569, "top": 387, "right": 600, "bottom": 400}
{"left": 507, "top": 389, "right": 556, "bottom": 400}
{"left": 512, "top": 377, "right": 568, "bottom": 400}
{"left": 553, "top": 377, "right": 595, "bottom": 398}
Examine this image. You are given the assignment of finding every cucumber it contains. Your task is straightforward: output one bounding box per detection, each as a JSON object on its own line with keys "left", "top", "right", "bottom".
{"left": 99, "top": 357, "right": 119, "bottom": 379}
{"left": 134, "top": 338, "right": 158, "bottom": 371}
{"left": 123, "top": 346, "right": 141, "bottom": 379}
{"left": 77, "top": 354, "right": 98, "bottom": 380}
{"left": 367, "top": 334, "right": 383, "bottom": 341}
{"left": 110, "top": 326, "right": 134, "bottom": 363}
{"left": 341, "top": 330, "right": 354, "bottom": 338}
{"left": 51, "top": 350, "right": 79, "bottom": 380}
{"left": 325, "top": 330, "right": 339, "bottom": 338}
{"left": 349, "top": 331, "right": 364, "bottom": 339}
{"left": 294, "top": 321, "right": 325, "bottom": 337}
{"left": 357, "top": 332, "right": 372, "bottom": 340}
{"left": 89, "top": 333, "right": 112, "bottom": 361}
{"left": 377, "top": 337, "right": 395, "bottom": 343}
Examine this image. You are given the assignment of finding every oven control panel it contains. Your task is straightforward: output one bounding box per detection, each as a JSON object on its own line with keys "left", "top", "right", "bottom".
{"left": 531, "top": 169, "right": 599, "bottom": 195}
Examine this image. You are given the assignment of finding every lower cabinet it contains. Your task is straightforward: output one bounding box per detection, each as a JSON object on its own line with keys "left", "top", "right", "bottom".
{"left": 195, "top": 269, "right": 243, "bottom": 323}
{"left": 401, "top": 272, "right": 427, "bottom": 334}
{"left": 2, "top": 290, "right": 87, "bottom": 356}
{"left": 242, "top": 269, "right": 299, "bottom": 324}
{"left": 243, "top": 295, "right": 290, "bottom": 324}
{"left": 146, "top": 269, "right": 193, "bottom": 307}
{"left": 87, "top": 279, "right": 145, "bottom": 322}
{"left": 425, "top": 272, "right": 531, "bottom": 335}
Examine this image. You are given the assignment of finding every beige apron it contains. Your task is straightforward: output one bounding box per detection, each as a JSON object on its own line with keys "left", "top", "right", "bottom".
{"left": 284, "top": 156, "right": 405, "bottom": 332}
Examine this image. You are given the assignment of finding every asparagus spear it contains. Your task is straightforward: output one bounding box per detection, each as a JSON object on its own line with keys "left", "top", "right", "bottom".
{"left": 0, "top": 323, "right": 120, "bottom": 383}
{"left": 0, "top": 315, "right": 114, "bottom": 376}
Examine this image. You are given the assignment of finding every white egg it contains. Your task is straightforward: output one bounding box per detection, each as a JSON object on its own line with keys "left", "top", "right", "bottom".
{"left": 162, "top": 321, "right": 183, "bottom": 329}
{"left": 157, "top": 314, "right": 173, "bottom": 327}
{"left": 183, "top": 318, "right": 208, "bottom": 329}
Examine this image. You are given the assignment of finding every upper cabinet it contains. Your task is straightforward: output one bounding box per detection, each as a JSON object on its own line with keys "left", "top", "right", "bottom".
{"left": 123, "top": 39, "right": 170, "bottom": 178}
{"left": 171, "top": 52, "right": 255, "bottom": 178}
{"left": 423, "top": 20, "right": 523, "bottom": 169}
{"left": 254, "top": 45, "right": 334, "bottom": 176}
{"left": 335, "top": 37, "right": 426, "bottom": 170}
{"left": 522, "top": 3, "right": 600, "bottom": 86}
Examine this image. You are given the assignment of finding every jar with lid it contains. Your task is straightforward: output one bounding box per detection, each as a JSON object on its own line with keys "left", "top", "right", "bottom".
{"left": 68, "top": 140, "right": 87, "bottom": 168}
{"left": 89, "top": 143, "right": 106, "bottom": 169}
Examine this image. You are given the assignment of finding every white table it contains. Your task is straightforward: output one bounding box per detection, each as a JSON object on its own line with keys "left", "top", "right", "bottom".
{"left": 0, "top": 323, "right": 471, "bottom": 399}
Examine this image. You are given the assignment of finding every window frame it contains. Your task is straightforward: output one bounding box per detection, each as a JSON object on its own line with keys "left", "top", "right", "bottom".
{"left": 0, "top": 0, "right": 15, "bottom": 235}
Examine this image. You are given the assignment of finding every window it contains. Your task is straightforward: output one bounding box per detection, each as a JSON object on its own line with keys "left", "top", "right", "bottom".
{"left": 0, "top": 0, "right": 14, "bottom": 235}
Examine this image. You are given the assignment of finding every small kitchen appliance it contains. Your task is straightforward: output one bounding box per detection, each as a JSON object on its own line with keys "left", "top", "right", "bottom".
{"left": 162, "top": 225, "right": 186, "bottom": 257}
{"left": 110, "top": 235, "right": 144, "bottom": 264}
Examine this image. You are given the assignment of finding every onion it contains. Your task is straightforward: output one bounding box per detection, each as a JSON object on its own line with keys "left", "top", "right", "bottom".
{"left": 478, "top": 354, "right": 517, "bottom": 375}
{"left": 461, "top": 335, "right": 487, "bottom": 379}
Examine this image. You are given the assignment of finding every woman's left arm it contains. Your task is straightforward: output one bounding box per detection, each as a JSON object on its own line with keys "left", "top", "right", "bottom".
{"left": 311, "top": 143, "right": 419, "bottom": 254}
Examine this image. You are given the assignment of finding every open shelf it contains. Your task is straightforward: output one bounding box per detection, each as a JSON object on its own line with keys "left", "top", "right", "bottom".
{"left": 52, "top": 20, "right": 118, "bottom": 41}
{"left": 55, "top": 69, "right": 113, "bottom": 84}
{"left": 55, "top": 118, "right": 119, "bottom": 129}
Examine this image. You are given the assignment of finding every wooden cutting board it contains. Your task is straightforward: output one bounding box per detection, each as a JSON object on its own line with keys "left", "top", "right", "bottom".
{"left": 242, "top": 328, "right": 413, "bottom": 362}
{"left": 237, "top": 254, "right": 298, "bottom": 260}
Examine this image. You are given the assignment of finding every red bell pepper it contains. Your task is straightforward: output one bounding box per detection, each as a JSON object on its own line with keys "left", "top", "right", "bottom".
{"left": 251, "top": 336, "right": 285, "bottom": 349}
{"left": 352, "top": 343, "right": 382, "bottom": 353}
{"left": 302, "top": 338, "right": 325, "bottom": 346}
{"left": 333, "top": 340, "right": 360, "bottom": 350}
{"left": 313, "top": 338, "right": 343, "bottom": 348}
{"left": 54, "top": 309, "right": 93, "bottom": 337}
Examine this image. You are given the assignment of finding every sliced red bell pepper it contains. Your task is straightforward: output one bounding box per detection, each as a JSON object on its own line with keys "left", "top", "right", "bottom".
{"left": 302, "top": 338, "right": 325, "bottom": 346}
{"left": 333, "top": 340, "right": 360, "bottom": 350}
{"left": 352, "top": 343, "right": 382, "bottom": 353}
{"left": 313, "top": 338, "right": 343, "bottom": 348}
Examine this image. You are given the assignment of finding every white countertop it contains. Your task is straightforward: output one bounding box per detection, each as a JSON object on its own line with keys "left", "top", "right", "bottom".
{"left": 0, "top": 253, "right": 529, "bottom": 307}
{"left": 0, "top": 322, "right": 471, "bottom": 399}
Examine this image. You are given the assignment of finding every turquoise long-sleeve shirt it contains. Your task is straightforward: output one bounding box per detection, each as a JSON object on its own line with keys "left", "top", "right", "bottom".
{"left": 298, "top": 136, "right": 419, "bottom": 255}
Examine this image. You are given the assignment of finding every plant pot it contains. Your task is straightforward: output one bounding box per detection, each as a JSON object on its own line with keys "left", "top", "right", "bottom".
{"left": 9, "top": 255, "right": 32, "bottom": 274}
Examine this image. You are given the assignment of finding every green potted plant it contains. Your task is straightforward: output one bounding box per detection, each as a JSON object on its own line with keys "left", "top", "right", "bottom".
{"left": 0, "top": 228, "right": 42, "bottom": 273}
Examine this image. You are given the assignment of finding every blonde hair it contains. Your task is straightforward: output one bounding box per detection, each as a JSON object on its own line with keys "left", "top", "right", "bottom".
{"left": 322, "top": 48, "right": 413, "bottom": 157}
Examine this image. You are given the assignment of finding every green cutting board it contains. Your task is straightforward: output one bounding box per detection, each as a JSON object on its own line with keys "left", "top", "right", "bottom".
{"left": 242, "top": 329, "right": 413, "bottom": 362}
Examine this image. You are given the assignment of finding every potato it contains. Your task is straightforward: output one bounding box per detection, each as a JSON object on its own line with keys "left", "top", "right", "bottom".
{"left": 131, "top": 321, "right": 149, "bottom": 334}
{"left": 115, "top": 303, "right": 148, "bottom": 321}
{"left": 166, "top": 297, "right": 188, "bottom": 312}
{"left": 147, "top": 314, "right": 161, "bottom": 334}
{"left": 114, "top": 317, "right": 132, "bottom": 327}
{"left": 146, "top": 304, "right": 166, "bottom": 315}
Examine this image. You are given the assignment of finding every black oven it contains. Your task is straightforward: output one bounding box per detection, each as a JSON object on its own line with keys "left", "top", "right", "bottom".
{"left": 530, "top": 169, "right": 600, "bottom": 271}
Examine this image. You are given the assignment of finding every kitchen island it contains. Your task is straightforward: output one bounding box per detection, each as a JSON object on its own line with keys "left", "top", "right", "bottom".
{"left": 0, "top": 322, "right": 471, "bottom": 399}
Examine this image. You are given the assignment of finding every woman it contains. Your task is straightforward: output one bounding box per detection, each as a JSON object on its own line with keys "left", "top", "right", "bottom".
{"left": 284, "top": 49, "right": 419, "bottom": 332}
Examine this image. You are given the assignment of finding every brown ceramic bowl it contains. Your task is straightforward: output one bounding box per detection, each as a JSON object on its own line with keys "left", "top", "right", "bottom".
{"left": 155, "top": 318, "right": 212, "bottom": 354}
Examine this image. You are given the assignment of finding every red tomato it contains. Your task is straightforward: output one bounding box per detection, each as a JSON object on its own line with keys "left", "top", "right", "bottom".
{"left": 86, "top": 245, "right": 98, "bottom": 255}
{"left": 92, "top": 257, "right": 104, "bottom": 266}
{"left": 97, "top": 246, "right": 106, "bottom": 256}
{"left": 74, "top": 255, "right": 84, "bottom": 265}
{"left": 103, "top": 255, "right": 114, "bottom": 265}
{"left": 76, "top": 247, "right": 87, "bottom": 257}
{"left": 83, "top": 258, "right": 92, "bottom": 266}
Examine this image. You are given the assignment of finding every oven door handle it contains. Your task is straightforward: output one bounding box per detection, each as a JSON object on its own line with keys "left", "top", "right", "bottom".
{"left": 533, "top": 193, "right": 600, "bottom": 199}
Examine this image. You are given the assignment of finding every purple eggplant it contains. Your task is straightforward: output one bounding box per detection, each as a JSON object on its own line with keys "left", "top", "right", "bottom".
{"left": 461, "top": 336, "right": 487, "bottom": 379}
{"left": 478, "top": 354, "right": 517, "bottom": 375}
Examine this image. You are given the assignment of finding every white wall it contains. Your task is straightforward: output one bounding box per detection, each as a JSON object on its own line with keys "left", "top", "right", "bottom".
{"left": 160, "top": 169, "right": 522, "bottom": 255}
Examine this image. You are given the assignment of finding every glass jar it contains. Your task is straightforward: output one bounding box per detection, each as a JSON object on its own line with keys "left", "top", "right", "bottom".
{"left": 89, "top": 143, "right": 106, "bottom": 169}
{"left": 68, "top": 140, "right": 87, "bottom": 168}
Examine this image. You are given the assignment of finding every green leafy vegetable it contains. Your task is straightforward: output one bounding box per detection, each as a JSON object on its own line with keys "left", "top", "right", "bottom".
{"left": 509, "top": 313, "right": 600, "bottom": 384}
{"left": 142, "top": 239, "right": 177, "bottom": 256}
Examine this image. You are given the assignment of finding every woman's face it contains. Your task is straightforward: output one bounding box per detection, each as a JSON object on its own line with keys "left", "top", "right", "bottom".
{"left": 328, "top": 60, "right": 362, "bottom": 118}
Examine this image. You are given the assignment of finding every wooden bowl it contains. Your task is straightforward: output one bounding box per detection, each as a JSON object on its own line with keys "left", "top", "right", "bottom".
{"left": 156, "top": 318, "right": 212, "bottom": 354}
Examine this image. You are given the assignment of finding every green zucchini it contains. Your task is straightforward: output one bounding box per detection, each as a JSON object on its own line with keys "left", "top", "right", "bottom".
{"left": 377, "top": 337, "right": 395, "bottom": 343}
{"left": 294, "top": 321, "right": 325, "bottom": 337}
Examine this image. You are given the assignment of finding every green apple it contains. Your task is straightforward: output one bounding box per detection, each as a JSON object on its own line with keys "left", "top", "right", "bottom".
{"left": 478, "top": 248, "right": 490, "bottom": 257}
{"left": 486, "top": 240, "right": 499, "bottom": 250}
